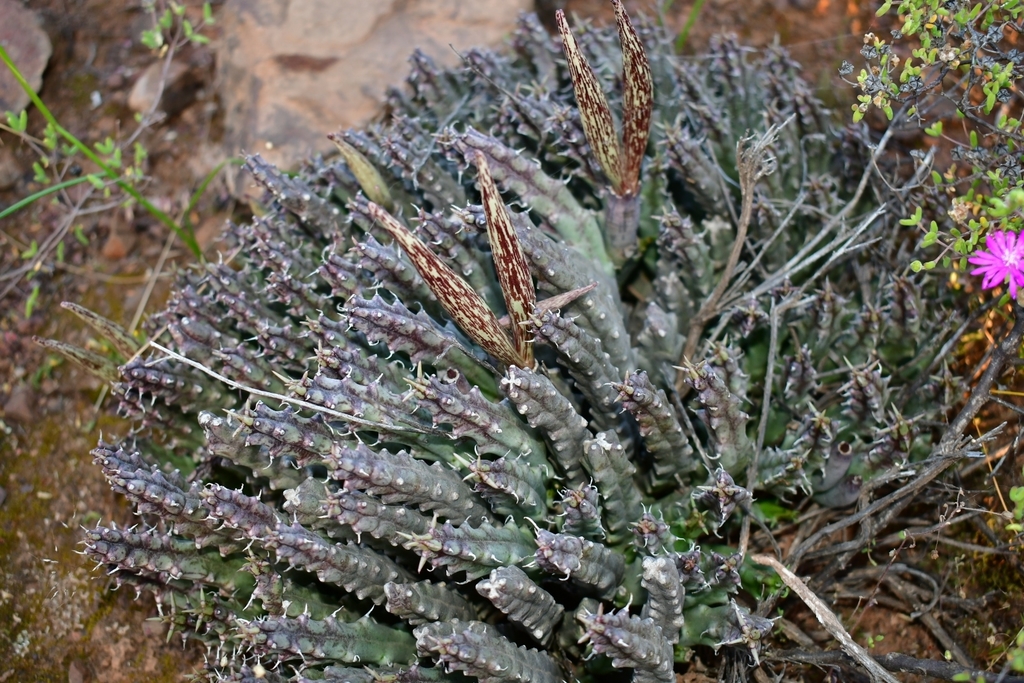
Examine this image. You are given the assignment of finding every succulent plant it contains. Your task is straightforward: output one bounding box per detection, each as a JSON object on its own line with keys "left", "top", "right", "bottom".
{"left": 63, "top": 4, "right": 969, "bottom": 682}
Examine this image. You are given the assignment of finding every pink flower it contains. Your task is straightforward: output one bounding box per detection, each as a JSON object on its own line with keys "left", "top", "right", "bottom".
{"left": 968, "top": 230, "right": 1024, "bottom": 297}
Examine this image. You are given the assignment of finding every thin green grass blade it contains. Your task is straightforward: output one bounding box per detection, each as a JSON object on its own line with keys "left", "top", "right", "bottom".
{"left": 0, "top": 45, "right": 202, "bottom": 260}
{"left": 0, "top": 176, "right": 92, "bottom": 221}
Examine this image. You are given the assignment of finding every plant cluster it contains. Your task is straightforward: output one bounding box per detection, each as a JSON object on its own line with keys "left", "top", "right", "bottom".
{"left": 844, "top": 0, "right": 1024, "bottom": 279}
{"left": 847, "top": 6, "right": 1024, "bottom": 671}
{"left": 44, "top": 3, "right": 1013, "bottom": 682}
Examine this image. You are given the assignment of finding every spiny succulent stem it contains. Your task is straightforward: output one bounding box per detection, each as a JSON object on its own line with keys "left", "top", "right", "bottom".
{"left": 149, "top": 341, "right": 435, "bottom": 434}
{"left": 605, "top": 190, "right": 642, "bottom": 265}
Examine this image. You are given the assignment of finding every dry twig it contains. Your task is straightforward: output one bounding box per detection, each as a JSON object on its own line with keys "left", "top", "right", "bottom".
{"left": 771, "top": 649, "right": 1024, "bottom": 683}
{"left": 675, "top": 120, "right": 786, "bottom": 388}
{"left": 751, "top": 553, "right": 900, "bottom": 683}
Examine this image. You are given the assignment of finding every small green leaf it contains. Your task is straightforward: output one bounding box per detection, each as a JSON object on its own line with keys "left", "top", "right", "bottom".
{"left": 5, "top": 109, "right": 27, "bottom": 132}
{"left": 86, "top": 173, "right": 105, "bottom": 189}
{"left": 56, "top": 240, "right": 65, "bottom": 263}
{"left": 21, "top": 240, "right": 39, "bottom": 259}
{"left": 140, "top": 29, "right": 163, "bottom": 50}
{"left": 925, "top": 121, "right": 943, "bottom": 136}
{"left": 24, "top": 283, "right": 40, "bottom": 318}
{"left": 42, "top": 123, "right": 57, "bottom": 150}
{"left": 752, "top": 500, "right": 798, "bottom": 525}
{"left": 900, "top": 206, "right": 923, "bottom": 226}
{"left": 876, "top": 1, "right": 892, "bottom": 16}
{"left": 32, "top": 161, "right": 48, "bottom": 184}
{"left": 203, "top": 2, "right": 214, "bottom": 24}
{"left": 73, "top": 225, "right": 89, "bottom": 245}
{"left": 95, "top": 137, "right": 115, "bottom": 155}
{"left": 910, "top": 260, "right": 923, "bottom": 272}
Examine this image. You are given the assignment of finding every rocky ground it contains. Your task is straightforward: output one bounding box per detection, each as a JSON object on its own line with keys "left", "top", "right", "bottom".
{"left": 5, "top": 1, "right": 994, "bottom": 682}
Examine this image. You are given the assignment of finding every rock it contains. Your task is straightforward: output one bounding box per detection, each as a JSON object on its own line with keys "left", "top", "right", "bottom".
{"left": 0, "top": 0, "right": 52, "bottom": 113}
{"left": 100, "top": 229, "right": 134, "bottom": 261}
{"left": 127, "top": 60, "right": 203, "bottom": 118}
{"left": 216, "top": 0, "right": 531, "bottom": 194}
{"left": 0, "top": 147, "right": 22, "bottom": 191}
{"left": 3, "top": 384, "right": 35, "bottom": 423}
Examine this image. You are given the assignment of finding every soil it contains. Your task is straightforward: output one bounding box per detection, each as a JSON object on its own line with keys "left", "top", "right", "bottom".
{"left": 0, "top": 1, "right": 1018, "bottom": 682}
{"left": 567, "top": 0, "right": 867, "bottom": 92}
{"left": 0, "top": 0, "right": 221, "bottom": 680}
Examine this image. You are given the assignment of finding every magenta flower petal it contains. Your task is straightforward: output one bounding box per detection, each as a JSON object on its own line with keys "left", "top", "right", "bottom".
{"left": 1012, "top": 269, "right": 1024, "bottom": 298}
{"left": 967, "top": 229, "right": 1024, "bottom": 295}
